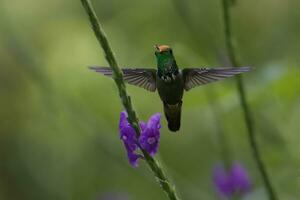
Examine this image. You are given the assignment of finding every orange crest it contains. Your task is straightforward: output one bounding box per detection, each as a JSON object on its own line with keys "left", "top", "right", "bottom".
{"left": 155, "top": 45, "right": 171, "bottom": 52}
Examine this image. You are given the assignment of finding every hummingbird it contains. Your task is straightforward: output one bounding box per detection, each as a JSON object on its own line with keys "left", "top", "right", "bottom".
{"left": 90, "top": 45, "right": 250, "bottom": 132}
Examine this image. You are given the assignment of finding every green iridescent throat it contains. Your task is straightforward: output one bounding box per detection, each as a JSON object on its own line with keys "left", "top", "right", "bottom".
{"left": 155, "top": 51, "right": 179, "bottom": 81}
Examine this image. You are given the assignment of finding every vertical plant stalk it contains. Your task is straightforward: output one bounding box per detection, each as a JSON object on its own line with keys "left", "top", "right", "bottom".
{"left": 221, "top": 0, "right": 278, "bottom": 199}
{"left": 80, "top": 0, "right": 180, "bottom": 199}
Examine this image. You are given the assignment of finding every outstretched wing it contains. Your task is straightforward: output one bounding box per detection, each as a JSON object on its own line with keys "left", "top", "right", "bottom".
{"left": 90, "top": 66, "right": 157, "bottom": 92}
{"left": 182, "top": 66, "right": 251, "bottom": 91}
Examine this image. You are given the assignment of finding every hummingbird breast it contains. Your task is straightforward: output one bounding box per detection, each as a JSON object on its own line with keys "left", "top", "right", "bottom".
{"left": 156, "top": 72, "right": 184, "bottom": 105}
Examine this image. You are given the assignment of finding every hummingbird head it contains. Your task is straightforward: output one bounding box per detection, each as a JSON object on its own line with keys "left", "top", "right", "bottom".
{"left": 154, "top": 45, "right": 178, "bottom": 80}
{"left": 154, "top": 44, "right": 173, "bottom": 57}
{"left": 154, "top": 44, "right": 175, "bottom": 65}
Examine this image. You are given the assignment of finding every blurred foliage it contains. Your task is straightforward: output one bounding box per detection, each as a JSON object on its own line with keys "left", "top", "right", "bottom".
{"left": 0, "top": 0, "right": 300, "bottom": 200}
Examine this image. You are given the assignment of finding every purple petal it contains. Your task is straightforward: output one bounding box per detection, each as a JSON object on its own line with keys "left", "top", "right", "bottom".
{"left": 139, "top": 113, "right": 161, "bottom": 156}
{"left": 230, "top": 162, "right": 252, "bottom": 194}
{"left": 213, "top": 165, "right": 234, "bottom": 198}
{"left": 119, "top": 111, "right": 128, "bottom": 130}
{"left": 127, "top": 151, "right": 142, "bottom": 167}
{"left": 139, "top": 121, "right": 147, "bottom": 132}
{"left": 119, "top": 111, "right": 141, "bottom": 166}
{"left": 147, "top": 113, "right": 162, "bottom": 130}
{"left": 120, "top": 128, "right": 139, "bottom": 166}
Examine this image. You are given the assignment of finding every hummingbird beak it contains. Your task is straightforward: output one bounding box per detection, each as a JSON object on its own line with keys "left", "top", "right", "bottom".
{"left": 154, "top": 44, "right": 160, "bottom": 52}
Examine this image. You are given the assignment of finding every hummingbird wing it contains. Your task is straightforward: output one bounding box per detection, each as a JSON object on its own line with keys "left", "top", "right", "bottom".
{"left": 89, "top": 66, "right": 157, "bottom": 92}
{"left": 182, "top": 66, "right": 251, "bottom": 91}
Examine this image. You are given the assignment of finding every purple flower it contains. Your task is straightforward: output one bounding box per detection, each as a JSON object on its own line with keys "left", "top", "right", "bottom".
{"left": 119, "top": 111, "right": 141, "bottom": 167}
{"left": 230, "top": 162, "right": 252, "bottom": 194}
{"left": 139, "top": 113, "right": 161, "bottom": 156}
{"left": 119, "top": 111, "right": 161, "bottom": 167}
{"left": 213, "top": 162, "right": 251, "bottom": 198}
{"left": 213, "top": 165, "right": 234, "bottom": 197}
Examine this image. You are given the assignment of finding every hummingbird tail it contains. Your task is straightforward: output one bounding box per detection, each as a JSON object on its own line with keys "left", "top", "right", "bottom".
{"left": 163, "top": 101, "right": 182, "bottom": 132}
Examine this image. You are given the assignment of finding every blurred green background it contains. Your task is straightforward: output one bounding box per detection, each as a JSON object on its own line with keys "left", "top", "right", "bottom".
{"left": 0, "top": 0, "right": 300, "bottom": 199}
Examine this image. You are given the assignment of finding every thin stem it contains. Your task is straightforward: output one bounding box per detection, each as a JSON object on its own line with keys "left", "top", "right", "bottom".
{"left": 221, "top": 0, "right": 278, "bottom": 199}
{"left": 80, "top": 0, "right": 180, "bottom": 199}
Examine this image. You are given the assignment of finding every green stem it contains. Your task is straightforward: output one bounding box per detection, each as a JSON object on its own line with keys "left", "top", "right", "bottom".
{"left": 221, "top": 0, "right": 278, "bottom": 199}
{"left": 80, "top": 0, "right": 180, "bottom": 199}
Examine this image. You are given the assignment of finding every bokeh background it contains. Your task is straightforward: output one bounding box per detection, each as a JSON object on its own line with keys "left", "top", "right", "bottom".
{"left": 1, "top": 0, "right": 300, "bottom": 199}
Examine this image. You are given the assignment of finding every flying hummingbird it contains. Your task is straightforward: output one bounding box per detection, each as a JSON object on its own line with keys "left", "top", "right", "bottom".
{"left": 90, "top": 45, "right": 250, "bottom": 132}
